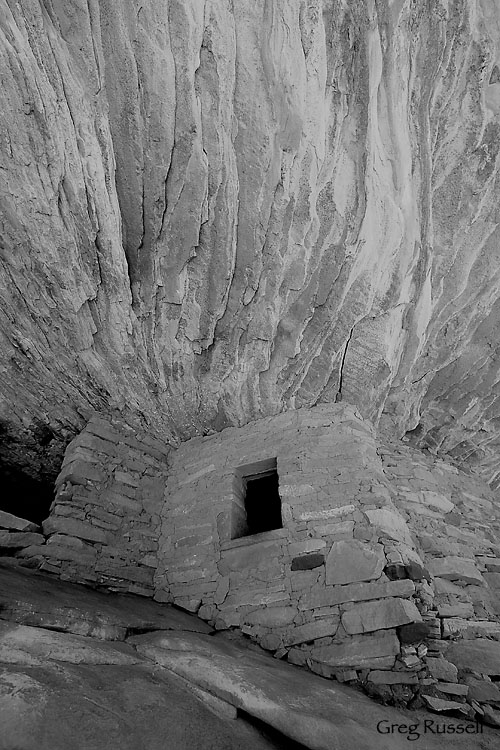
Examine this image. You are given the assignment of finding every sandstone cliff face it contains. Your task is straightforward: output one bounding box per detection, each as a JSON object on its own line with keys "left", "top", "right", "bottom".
{"left": 1, "top": 0, "right": 500, "bottom": 484}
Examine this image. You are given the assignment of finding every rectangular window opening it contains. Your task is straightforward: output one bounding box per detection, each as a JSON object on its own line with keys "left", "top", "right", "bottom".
{"left": 231, "top": 458, "right": 282, "bottom": 539}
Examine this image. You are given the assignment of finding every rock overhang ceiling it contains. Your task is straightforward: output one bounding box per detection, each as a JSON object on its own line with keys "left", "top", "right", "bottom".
{"left": 1, "top": 0, "right": 500, "bottom": 486}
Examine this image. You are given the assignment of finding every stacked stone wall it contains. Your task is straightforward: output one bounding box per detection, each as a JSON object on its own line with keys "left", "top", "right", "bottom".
{"left": 154, "top": 404, "right": 426, "bottom": 674}
{"left": 7, "top": 402, "right": 500, "bottom": 723}
{"left": 154, "top": 403, "right": 500, "bottom": 722}
{"left": 17, "top": 414, "right": 170, "bottom": 596}
{"left": 375, "top": 440, "right": 500, "bottom": 720}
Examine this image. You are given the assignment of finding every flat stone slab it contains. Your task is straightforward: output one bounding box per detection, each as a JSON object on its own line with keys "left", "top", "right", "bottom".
{"left": 309, "top": 631, "right": 400, "bottom": 670}
{"left": 422, "top": 695, "right": 470, "bottom": 715}
{"left": 476, "top": 557, "right": 500, "bottom": 573}
{"left": 325, "top": 540, "right": 385, "bottom": 585}
{"left": 428, "top": 557, "right": 485, "bottom": 586}
{"left": 446, "top": 639, "right": 500, "bottom": 676}
{"left": 341, "top": 598, "right": 421, "bottom": 635}
{"left": 0, "top": 662, "right": 276, "bottom": 750}
{"left": 367, "top": 670, "right": 418, "bottom": 685}
{"left": 300, "top": 579, "right": 415, "bottom": 610}
{"left": 0, "top": 621, "right": 143, "bottom": 666}
{"left": 283, "top": 618, "right": 340, "bottom": 646}
{"left": 242, "top": 606, "right": 298, "bottom": 628}
{"left": 128, "top": 630, "right": 441, "bottom": 750}
{"left": 364, "top": 508, "right": 414, "bottom": 545}
{"left": 0, "top": 562, "right": 212, "bottom": 640}
{"left": 0, "top": 531, "right": 45, "bottom": 548}
{"left": 426, "top": 657, "right": 458, "bottom": 683}
{"left": 464, "top": 675, "right": 500, "bottom": 703}
{"left": 0, "top": 511, "right": 39, "bottom": 532}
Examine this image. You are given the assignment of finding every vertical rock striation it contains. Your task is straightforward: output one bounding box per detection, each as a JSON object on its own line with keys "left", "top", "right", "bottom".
{"left": 1, "top": 0, "right": 500, "bottom": 483}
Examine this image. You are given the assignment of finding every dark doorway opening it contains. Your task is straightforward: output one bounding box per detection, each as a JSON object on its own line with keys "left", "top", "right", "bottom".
{"left": 0, "top": 466, "right": 54, "bottom": 526}
{"left": 0, "top": 421, "right": 59, "bottom": 527}
{"left": 243, "top": 469, "right": 282, "bottom": 535}
{"left": 231, "top": 457, "right": 282, "bottom": 540}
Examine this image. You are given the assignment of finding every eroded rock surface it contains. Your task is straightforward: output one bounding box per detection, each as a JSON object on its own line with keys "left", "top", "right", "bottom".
{"left": 2, "top": 0, "right": 500, "bottom": 484}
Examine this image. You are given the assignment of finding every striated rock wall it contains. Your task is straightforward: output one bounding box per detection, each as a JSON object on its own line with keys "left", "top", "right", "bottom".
{"left": 1, "top": 1, "right": 500, "bottom": 483}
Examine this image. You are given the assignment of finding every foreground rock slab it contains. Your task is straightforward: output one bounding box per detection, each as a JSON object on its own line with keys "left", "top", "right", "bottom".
{"left": 0, "top": 562, "right": 212, "bottom": 640}
{"left": 0, "top": 663, "right": 279, "bottom": 750}
{"left": 0, "top": 621, "right": 143, "bottom": 666}
{"left": 130, "top": 630, "right": 494, "bottom": 750}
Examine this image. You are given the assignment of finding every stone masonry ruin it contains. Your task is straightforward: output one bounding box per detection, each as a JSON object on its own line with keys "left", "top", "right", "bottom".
{"left": 4, "top": 402, "right": 500, "bottom": 721}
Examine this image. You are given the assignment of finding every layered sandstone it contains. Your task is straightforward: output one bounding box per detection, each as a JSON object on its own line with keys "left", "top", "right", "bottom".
{"left": 1, "top": 0, "right": 500, "bottom": 485}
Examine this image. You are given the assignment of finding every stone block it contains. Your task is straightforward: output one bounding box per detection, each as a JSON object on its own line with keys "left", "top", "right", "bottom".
{"left": 222, "top": 588, "right": 290, "bottom": 609}
{"left": 310, "top": 631, "right": 400, "bottom": 669}
{"left": 0, "top": 531, "right": 45, "bottom": 548}
{"left": 280, "top": 483, "right": 316, "bottom": 498}
{"left": 43, "top": 516, "right": 106, "bottom": 544}
{"left": 364, "top": 508, "right": 413, "bottom": 546}
{"left": 463, "top": 620, "right": 500, "bottom": 638}
{"left": 476, "top": 556, "right": 500, "bottom": 573}
{"left": 100, "top": 491, "right": 141, "bottom": 512}
{"left": 420, "top": 492, "right": 455, "bottom": 514}
{"left": 484, "top": 572, "right": 500, "bottom": 591}
{"left": 309, "top": 520, "right": 354, "bottom": 537}
{"left": 291, "top": 553, "right": 325, "bottom": 571}
{"left": 290, "top": 569, "right": 321, "bottom": 593}
{"left": 168, "top": 568, "right": 212, "bottom": 584}
{"left": 333, "top": 669, "right": 358, "bottom": 682}
{"left": 297, "top": 504, "right": 355, "bottom": 522}
{"left": 114, "top": 471, "right": 139, "bottom": 487}
{"left": 433, "top": 577, "right": 466, "bottom": 595}
{"left": 0, "top": 511, "right": 39, "bottom": 533}
{"left": 288, "top": 538, "right": 326, "bottom": 556}
{"left": 86, "top": 418, "right": 122, "bottom": 443}
{"left": 367, "top": 670, "right": 418, "bottom": 685}
{"left": 96, "top": 564, "right": 154, "bottom": 585}
{"left": 422, "top": 696, "right": 469, "bottom": 714}
{"left": 300, "top": 578, "right": 415, "bottom": 610}
{"left": 284, "top": 618, "right": 340, "bottom": 647}
{"left": 112, "top": 482, "right": 137, "bottom": 499}
{"left": 56, "top": 459, "right": 106, "bottom": 487}
{"left": 464, "top": 675, "right": 500, "bottom": 703}
{"left": 48, "top": 534, "right": 90, "bottom": 549}
{"left": 287, "top": 647, "right": 309, "bottom": 666}
{"left": 242, "top": 607, "right": 298, "bottom": 628}
{"left": 428, "top": 557, "right": 485, "bottom": 586}
{"left": 482, "top": 705, "right": 500, "bottom": 727}
{"left": 441, "top": 617, "right": 472, "bottom": 638}
{"left": 436, "top": 683, "right": 469, "bottom": 697}
{"left": 425, "top": 657, "right": 458, "bottom": 683}
{"left": 325, "top": 540, "right": 385, "bottom": 585}
{"left": 397, "top": 621, "right": 431, "bottom": 644}
{"left": 61, "top": 447, "right": 101, "bottom": 467}
{"left": 341, "top": 598, "right": 422, "bottom": 635}
{"left": 258, "top": 634, "right": 282, "bottom": 651}
{"left": 140, "top": 476, "right": 166, "bottom": 507}
{"left": 127, "top": 583, "right": 154, "bottom": 597}
{"left": 219, "top": 539, "right": 284, "bottom": 574}
{"left": 73, "top": 431, "right": 120, "bottom": 454}
{"left": 436, "top": 598, "right": 475, "bottom": 618}
{"left": 17, "top": 543, "right": 97, "bottom": 565}
{"left": 446, "top": 639, "right": 500, "bottom": 676}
